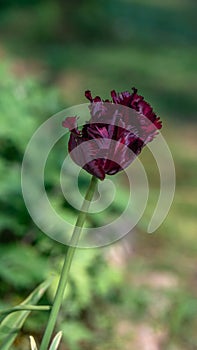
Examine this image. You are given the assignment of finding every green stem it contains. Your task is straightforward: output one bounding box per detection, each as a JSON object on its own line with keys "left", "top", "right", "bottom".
{"left": 0, "top": 305, "right": 51, "bottom": 315}
{"left": 40, "top": 175, "right": 98, "bottom": 350}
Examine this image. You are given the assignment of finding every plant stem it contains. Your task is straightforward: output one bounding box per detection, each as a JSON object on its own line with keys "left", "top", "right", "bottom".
{"left": 40, "top": 175, "right": 98, "bottom": 350}
{"left": 0, "top": 305, "right": 51, "bottom": 315}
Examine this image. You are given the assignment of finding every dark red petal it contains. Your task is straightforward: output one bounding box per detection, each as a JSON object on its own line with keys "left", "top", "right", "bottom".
{"left": 104, "top": 159, "right": 121, "bottom": 175}
{"left": 85, "top": 90, "right": 93, "bottom": 102}
{"left": 85, "top": 90, "right": 102, "bottom": 103}
{"left": 154, "top": 118, "right": 162, "bottom": 129}
{"left": 132, "top": 87, "right": 138, "bottom": 94}
{"left": 84, "top": 160, "right": 106, "bottom": 180}
{"left": 62, "top": 116, "right": 78, "bottom": 131}
{"left": 111, "top": 90, "right": 132, "bottom": 106}
{"left": 68, "top": 133, "right": 78, "bottom": 153}
{"left": 111, "top": 90, "right": 118, "bottom": 103}
{"left": 63, "top": 86, "right": 162, "bottom": 180}
{"left": 93, "top": 96, "right": 102, "bottom": 102}
{"left": 130, "top": 88, "right": 162, "bottom": 130}
{"left": 87, "top": 125, "right": 109, "bottom": 139}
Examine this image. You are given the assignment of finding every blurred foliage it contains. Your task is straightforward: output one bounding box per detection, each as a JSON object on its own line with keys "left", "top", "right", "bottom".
{"left": 0, "top": 62, "right": 129, "bottom": 349}
{"left": 0, "top": 0, "right": 197, "bottom": 349}
{"left": 0, "top": 0, "right": 196, "bottom": 120}
{"left": 0, "top": 280, "right": 50, "bottom": 350}
{"left": 0, "top": 0, "right": 196, "bottom": 45}
{"left": 0, "top": 62, "right": 61, "bottom": 239}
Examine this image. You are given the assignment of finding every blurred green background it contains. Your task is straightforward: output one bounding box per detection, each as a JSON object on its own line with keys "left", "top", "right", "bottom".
{"left": 0, "top": 0, "right": 197, "bottom": 349}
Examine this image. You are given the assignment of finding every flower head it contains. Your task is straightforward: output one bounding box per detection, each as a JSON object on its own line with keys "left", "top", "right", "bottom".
{"left": 62, "top": 88, "right": 162, "bottom": 180}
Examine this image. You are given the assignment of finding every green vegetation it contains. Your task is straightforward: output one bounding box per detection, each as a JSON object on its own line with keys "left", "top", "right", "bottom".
{"left": 0, "top": 0, "right": 196, "bottom": 349}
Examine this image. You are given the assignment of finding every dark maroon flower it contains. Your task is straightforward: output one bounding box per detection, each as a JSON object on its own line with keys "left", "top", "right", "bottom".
{"left": 62, "top": 88, "right": 162, "bottom": 180}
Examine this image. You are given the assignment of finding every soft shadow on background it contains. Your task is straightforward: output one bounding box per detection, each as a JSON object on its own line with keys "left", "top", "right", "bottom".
{"left": 0, "top": 1, "right": 197, "bottom": 349}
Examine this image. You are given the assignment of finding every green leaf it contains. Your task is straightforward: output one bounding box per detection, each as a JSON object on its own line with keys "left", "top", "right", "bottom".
{"left": 0, "top": 280, "right": 51, "bottom": 350}
{"left": 49, "top": 331, "right": 62, "bottom": 350}
{"left": 29, "top": 332, "right": 62, "bottom": 350}
{"left": 0, "top": 305, "right": 51, "bottom": 323}
{"left": 29, "top": 336, "right": 38, "bottom": 350}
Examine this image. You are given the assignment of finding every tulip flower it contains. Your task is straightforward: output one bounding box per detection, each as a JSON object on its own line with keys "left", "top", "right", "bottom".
{"left": 63, "top": 88, "right": 162, "bottom": 180}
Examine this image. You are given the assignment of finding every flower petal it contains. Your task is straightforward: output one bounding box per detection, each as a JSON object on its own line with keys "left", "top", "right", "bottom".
{"left": 62, "top": 116, "right": 78, "bottom": 130}
{"left": 64, "top": 87, "right": 162, "bottom": 180}
{"left": 84, "top": 160, "right": 106, "bottom": 180}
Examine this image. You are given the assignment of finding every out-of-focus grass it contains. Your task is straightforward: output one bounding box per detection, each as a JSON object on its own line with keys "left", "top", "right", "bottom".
{"left": 0, "top": 57, "right": 196, "bottom": 349}
{"left": 0, "top": 0, "right": 196, "bottom": 120}
{"left": 115, "top": 123, "right": 197, "bottom": 349}
{"left": 51, "top": 44, "right": 196, "bottom": 119}
{"left": 138, "top": 124, "right": 197, "bottom": 258}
